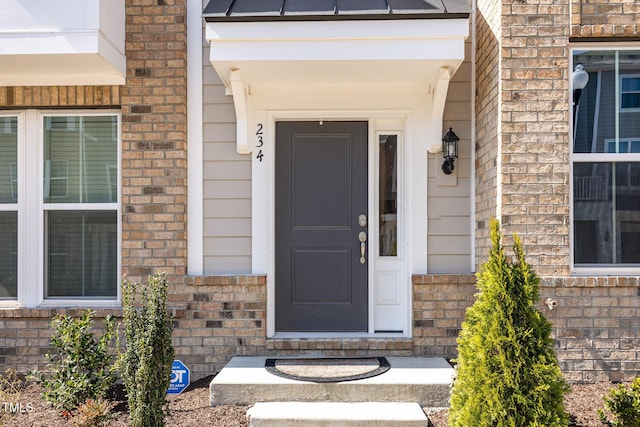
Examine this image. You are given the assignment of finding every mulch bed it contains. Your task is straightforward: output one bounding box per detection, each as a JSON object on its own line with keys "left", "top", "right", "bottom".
{"left": 0, "top": 377, "right": 622, "bottom": 426}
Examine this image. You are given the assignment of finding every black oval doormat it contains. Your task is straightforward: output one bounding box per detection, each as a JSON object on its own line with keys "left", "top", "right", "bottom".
{"left": 265, "top": 357, "right": 390, "bottom": 383}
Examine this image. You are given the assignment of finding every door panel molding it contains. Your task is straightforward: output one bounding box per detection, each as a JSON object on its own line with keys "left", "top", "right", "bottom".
{"left": 275, "top": 121, "right": 368, "bottom": 332}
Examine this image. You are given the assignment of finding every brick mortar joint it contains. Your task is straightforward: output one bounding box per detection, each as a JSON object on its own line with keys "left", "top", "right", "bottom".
{"left": 0, "top": 308, "right": 124, "bottom": 319}
{"left": 184, "top": 275, "right": 267, "bottom": 287}
{"left": 541, "top": 276, "right": 640, "bottom": 287}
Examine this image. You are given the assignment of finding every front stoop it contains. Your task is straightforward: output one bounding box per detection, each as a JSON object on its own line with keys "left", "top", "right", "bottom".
{"left": 246, "top": 402, "right": 429, "bottom": 426}
{"left": 210, "top": 356, "right": 454, "bottom": 408}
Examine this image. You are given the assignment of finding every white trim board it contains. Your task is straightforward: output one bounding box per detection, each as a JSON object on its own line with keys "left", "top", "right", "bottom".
{"left": 250, "top": 102, "right": 428, "bottom": 338}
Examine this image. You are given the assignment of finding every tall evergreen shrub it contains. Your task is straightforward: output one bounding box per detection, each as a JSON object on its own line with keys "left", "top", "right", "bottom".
{"left": 119, "top": 273, "right": 174, "bottom": 427}
{"left": 449, "top": 219, "right": 569, "bottom": 427}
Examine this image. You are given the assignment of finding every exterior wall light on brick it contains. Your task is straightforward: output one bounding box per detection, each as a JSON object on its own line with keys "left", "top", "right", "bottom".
{"left": 441, "top": 127, "right": 459, "bottom": 175}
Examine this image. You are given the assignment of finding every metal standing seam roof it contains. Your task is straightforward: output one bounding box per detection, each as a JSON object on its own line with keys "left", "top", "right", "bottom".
{"left": 203, "top": 0, "right": 471, "bottom": 21}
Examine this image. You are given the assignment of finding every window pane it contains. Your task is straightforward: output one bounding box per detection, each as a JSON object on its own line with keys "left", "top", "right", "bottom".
{"left": 621, "top": 93, "right": 640, "bottom": 109}
{"left": 0, "top": 117, "right": 18, "bottom": 203}
{"left": 614, "top": 162, "right": 640, "bottom": 263}
{"left": 574, "top": 163, "right": 613, "bottom": 264}
{"left": 379, "top": 135, "right": 398, "bottom": 256}
{"left": 43, "top": 116, "right": 118, "bottom": 203}
{"left": 0, "top": 212, "right": 17, "bottom": 299}
{"left": 621, "top": 77, "right": 640, "bottom": 92}
{"left": 572, "top": 51, "right": 640, "bottom": 153}
{"left": 46, "top": 211, "right": 117, "bottom": 297}
{"left": 574, "top": 162, "right": 640, "bottom": 265}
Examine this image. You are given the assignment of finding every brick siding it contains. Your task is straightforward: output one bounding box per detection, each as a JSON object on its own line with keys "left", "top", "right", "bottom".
{"left": 571, "top": 0, "right": 640, "bottom": 38}
{"left": 120, "top": 0, "right": 188, "bottom": 285}
{"left": 474, "top": 0, "right": 502, "bottom": 267}
{"left": 473, "top": 0, "right": 640, "bottom": 383}
{"left": 1, "top": 273, "right": 638, "bottom": 382}
{"left": 412, "top": 274, "right": 640, "bottom": 382}
{"left": 0, "top": 86, "right": 119, "bottom": 108}
{"left": 0, "top": 309, "right": 122, "bottom": 373}
{"left": 177, "top": 275, "right": 267, "bottom": 376}
{"left": 412, "top": 275, "right": 477, "bottom": 359}
{"left": 543, "top": 277, "right": 640, "bottom": 382}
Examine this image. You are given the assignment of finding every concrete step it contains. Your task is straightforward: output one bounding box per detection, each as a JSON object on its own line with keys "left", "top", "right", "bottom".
{"left": 246, "top": 402, "right": 429, "bottom": 427}
{"left": 210, "top": 356, "right": 454, "bottom": 407}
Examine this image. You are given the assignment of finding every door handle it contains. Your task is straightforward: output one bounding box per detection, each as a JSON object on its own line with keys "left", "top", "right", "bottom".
{"left": 358, "top": 231, "right": 367, "bottom": 264}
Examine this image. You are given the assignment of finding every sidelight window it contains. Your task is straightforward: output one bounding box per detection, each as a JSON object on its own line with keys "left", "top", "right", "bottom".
{"left": 378, "top": 134, "right": 399, "bottom": 257}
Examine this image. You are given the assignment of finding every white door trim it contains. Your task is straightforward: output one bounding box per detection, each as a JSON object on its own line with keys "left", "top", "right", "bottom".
{"left": 249, "top": 102, "right": 427, "bottom": 338}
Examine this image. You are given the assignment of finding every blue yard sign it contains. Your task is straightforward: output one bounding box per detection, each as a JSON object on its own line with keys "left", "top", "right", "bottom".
{"left": 168, "top": 360, "right": 190, "bottom": 395}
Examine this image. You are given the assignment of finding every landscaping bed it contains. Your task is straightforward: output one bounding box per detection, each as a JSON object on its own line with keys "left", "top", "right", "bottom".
{"left": 0, "top": 376, "right": 621, "bottom": 426}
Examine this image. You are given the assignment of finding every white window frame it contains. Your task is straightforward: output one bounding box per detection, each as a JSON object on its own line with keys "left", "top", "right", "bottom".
{"left": 0, "top": 115, "right": 20, "bottom": 305}
{"left": 0, "top": 110, "right": 121, "bottom": 308}
{"left": 571, "top": 45, "right": 640, "bottom": 274}
{"left": 620, "top": 74, "right": 640, "bottom": 112}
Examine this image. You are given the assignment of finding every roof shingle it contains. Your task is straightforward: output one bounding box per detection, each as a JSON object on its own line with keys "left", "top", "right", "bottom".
{"left": 204, "top": 0, "right": 470, "bottom": 21}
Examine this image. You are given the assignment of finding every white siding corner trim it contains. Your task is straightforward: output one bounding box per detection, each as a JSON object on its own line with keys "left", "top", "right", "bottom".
{"left": 187, "top": 0, "right": 204, "bottom": 275}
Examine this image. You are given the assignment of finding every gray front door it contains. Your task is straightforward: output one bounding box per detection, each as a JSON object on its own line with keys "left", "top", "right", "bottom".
{"left": 275, "top": 121, "right": 368, "bottom": 332}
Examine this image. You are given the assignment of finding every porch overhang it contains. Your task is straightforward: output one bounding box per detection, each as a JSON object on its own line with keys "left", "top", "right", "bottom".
{"left": 0, "top": 0, "right": 125, "bottom": 86}
{"left": 205, "top": 17, "right": 469, "bottom": 154}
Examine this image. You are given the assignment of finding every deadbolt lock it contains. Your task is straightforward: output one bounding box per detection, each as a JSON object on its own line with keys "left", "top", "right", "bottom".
{"left": 358, "top": 214, "right": 367, "bottom": 227}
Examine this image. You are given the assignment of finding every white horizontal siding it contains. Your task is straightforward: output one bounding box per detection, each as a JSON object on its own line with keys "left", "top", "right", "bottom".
{"left": 427, "top": 34, "right": 473, "bottom": 274}
{"left": 202, "top": 53, "right": 252, "bottom": 273}
{"left": 203, "top": 256, "right": 251, "bottom": 273}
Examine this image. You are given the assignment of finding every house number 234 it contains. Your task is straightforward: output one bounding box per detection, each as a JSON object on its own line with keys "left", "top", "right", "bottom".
{"left": 256, "top": 123, "right": 264, "bottom": 162}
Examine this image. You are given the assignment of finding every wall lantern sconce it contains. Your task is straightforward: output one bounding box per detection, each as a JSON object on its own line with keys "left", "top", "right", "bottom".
{"left": 441, "top": 127, "right": 459, "bottom": 175}
{"left": 572, "top": 64, "right": 589, "bottom": 138}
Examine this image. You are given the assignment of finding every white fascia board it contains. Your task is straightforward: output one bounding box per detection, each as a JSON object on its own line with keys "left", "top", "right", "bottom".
{"left": 209, "top": 38, "right": 466, "bottom": 62}
{"left": 206, "top": 19, "right": 469, "bottom": 42}
{"left": 0, "top": 31, "right": 103, "bottom": 55}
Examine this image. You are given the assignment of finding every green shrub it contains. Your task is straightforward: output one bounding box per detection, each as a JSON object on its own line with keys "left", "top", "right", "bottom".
{"left": 599, "top": 376, "right": 640, "bottom": 427}
{"left": 119, "top": 272, "right": 175, "bottom": 427}
{"left": 35, "top": 310, "right": 117, "bottom": 412}
{"left": 449, "top": 219, "right": 569, "bottom": 427}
